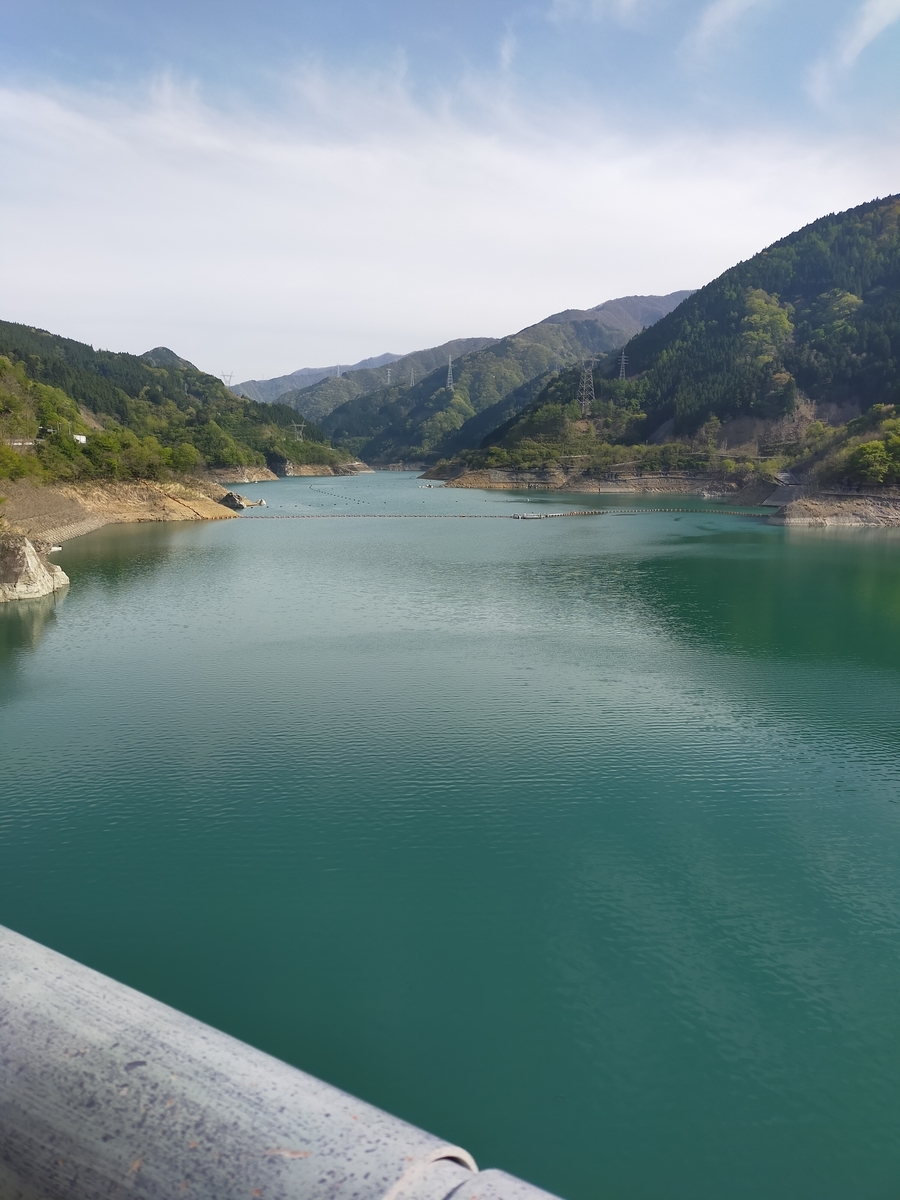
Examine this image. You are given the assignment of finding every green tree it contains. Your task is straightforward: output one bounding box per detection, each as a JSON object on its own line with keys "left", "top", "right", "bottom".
{"left": 848, "top": 440, "right": 890, "bottom": 483}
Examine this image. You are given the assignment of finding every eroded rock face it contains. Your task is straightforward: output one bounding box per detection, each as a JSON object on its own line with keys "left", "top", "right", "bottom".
{"left": 0, "top": 535, "right": 69, "bottom": 603}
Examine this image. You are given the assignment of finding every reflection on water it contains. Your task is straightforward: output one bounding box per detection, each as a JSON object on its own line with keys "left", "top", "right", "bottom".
{"left": 628, "top": 525, "right": 900, "bottom": 667}
{"left": 56, "top": 522, "right": 186, "bottom": 593}
{"left": 0, "top": 591, "right": 65, "bottom": 667}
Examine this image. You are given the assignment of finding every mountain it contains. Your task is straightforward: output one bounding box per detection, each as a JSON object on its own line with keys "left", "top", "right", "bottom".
{"left": 539, "top": 292, "right": 695, "bottom": 339}
{"left": 0, "top": 321, "right": 343, "bottom": 483}
{"left": 272, "top": 337, "right": 498, "bottom": 424}
{"left": 235, "top": 352, "right": 403, "bottom": 404}
{"left": 319, "top": 292, "right": 691, "bottom": 462}
{"left": 454, "top": 196, "right": 900, "bottom": 490}
{"left": 600, "top": 195, "right": 900, "bottom": 435}
{"left": 140, "top": 346, "right": 197, "bottom": 370}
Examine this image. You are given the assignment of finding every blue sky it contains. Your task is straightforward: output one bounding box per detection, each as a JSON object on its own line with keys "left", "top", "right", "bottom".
{"left": 1, "top": 0, "right": 898, "bottom": 377}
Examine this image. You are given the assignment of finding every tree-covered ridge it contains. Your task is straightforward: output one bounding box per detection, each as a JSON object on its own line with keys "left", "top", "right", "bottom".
{"left": 0, "top": 321, "right": 342, "bottom": 481}
{"left": 610, "top": 195, "right": 900, "bottom": 432}
{"left": 272, "top": 338, "right": 498, "bottom": 423}
{"left": 456, "top": 369, "right": 706, "bottom": 475}
{"left": 453, "top": 369, "right": 900, "bottom": 491}
{"left": 320, "top": 293, "right": 690, "bottom": 461}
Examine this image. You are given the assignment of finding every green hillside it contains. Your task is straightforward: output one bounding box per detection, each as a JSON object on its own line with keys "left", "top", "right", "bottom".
{"left": 607, "top": 194, "right": 900, "bottom": 433}
{"left": 273, "top": 338, "right": 497, "bottom": 424}
{"left": 235, "top": 352, "right": 402, "bottom": 405}
{"left": 452, "top": 197, "right": 900, "bottom": 488}
{"left": 320, "top": 293, "right": 691, "bottom": 461}
{"left": 0, "top": 321, "right": 342, "bottom": 483}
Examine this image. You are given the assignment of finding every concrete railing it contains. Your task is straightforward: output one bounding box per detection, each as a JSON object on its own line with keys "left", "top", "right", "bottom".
{"left": 0, "top": 924, "right": 561, "bottom": 1200}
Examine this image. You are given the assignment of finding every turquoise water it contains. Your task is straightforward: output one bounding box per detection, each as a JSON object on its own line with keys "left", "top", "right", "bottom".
{"left": 3, "top": 472, "right": 900, "bottom": 1199}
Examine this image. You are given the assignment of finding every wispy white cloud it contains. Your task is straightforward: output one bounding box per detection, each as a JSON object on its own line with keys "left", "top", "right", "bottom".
{"left": 0, "top": 72, "right": 896, "bottom": 378}
{"left": 683, "top": 0, "right": 768, "bottom": 55}
{"left": 499, "top": 30, "right": 517, "bottom": 72}
{"left": 809, "top": 0, "right": 900, "bottom": 103}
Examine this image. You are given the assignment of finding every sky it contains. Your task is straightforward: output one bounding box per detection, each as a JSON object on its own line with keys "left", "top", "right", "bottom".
{"left": 1, "top": 0, "right": 899, "bottom": 380}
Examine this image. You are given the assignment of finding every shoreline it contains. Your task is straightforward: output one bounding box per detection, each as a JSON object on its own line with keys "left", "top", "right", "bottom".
{"left": 205, "top": 460, "right": 373, "bottom": 485}
{"left": 771, "top": 493, "right": 900, "bottom": 527}
{"left": 420, "top": 464, "right": 900, "bottom": 526}
{"left": 0, "top": 477, "right": 238, "bottom": 546}
{"left": 421, "top": 463, "right": 776, "bottom": 505}
{"left": 0, "top": 459, "right": 377, "bottom": 549}
{"left": 7, "top": 471, "right": 900, "bottom": 555}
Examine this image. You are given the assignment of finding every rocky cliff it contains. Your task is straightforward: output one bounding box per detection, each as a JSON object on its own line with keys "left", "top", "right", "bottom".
{"left": 0, "top": 534, "right": 69, "bottom": 603}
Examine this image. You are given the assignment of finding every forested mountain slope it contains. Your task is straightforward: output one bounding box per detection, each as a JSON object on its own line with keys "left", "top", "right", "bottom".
{"left": 320, "top": 292, "right": 690, "bottom": 461}
{"left": 0, "top": 320, "right": 340, "bottom": 482}
{"left": 235, "top": 352, "right": 402, "bottom": 404}
{"left": 445, "top": 197, "right": 900, "bottom": 489}
{"left": 273, "top": 337, "right": 497, "bottom": 424}
{"left": 603, "top": 195, "right": 900, "bottom": 434}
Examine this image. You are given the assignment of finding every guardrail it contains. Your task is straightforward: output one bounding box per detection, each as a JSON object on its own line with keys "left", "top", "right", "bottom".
{"left": 0, "top": 924, "right": 561, "bottom": 1200}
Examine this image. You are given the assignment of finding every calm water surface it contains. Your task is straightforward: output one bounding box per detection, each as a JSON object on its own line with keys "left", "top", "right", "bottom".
{"left": 3, "top": 473, "right": 900, "bottom": 1199}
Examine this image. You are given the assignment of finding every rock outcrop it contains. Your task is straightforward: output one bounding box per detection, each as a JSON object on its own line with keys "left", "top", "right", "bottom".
{"left": 422, "top": 462, "right": 773, "bottom": 501}
{"left": 770, "top": 493, "right": 900, "bottom": 526}
{"left": 277, "top": 460, "right": 374, "bottom": 477}
{"left": 219, "top": 492, "right": 267, "bottom": 510}
{"left": 205, "top": 466, "right": 279, "bottom": 484}
{"left": 0, "top": 534, "right": 69, "bottom": 603}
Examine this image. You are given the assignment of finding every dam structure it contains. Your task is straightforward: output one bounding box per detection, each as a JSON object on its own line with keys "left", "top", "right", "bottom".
{"left": 0, "top": 924, "right": 561, "bottom": 1200}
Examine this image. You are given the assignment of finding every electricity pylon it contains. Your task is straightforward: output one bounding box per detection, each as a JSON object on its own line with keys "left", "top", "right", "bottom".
{"left": 618, "top": 350, "right": 628, "bottom": 380}
{"left": 577, "top": 360, "right": 595, "bottom": 417}
{"left": 446, "top": 356, "right": 454, "bottom": 391}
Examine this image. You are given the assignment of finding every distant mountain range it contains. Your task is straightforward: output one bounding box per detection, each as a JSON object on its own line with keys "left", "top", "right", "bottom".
{"left": 6, "top": 194, "right": 898, "bottom": 493}
{"left": 235, "top": 352, "right": 402, "bottom": 405}
{"left": 244, "top": 292, "right": 691, "bottom": 462}
{"left": 324, "top": 292, "right": 692, "bottom": 462}
{"left": 270, "top": 338, "right": 498, "bottom": 425}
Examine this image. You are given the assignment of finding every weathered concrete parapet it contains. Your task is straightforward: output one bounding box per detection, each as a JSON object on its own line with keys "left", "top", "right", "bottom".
{"left": 0, "top": 533, "right": 69, "bottom": 603}
{"left": 0, "top": 924, "right": 563, "bottom": 1200}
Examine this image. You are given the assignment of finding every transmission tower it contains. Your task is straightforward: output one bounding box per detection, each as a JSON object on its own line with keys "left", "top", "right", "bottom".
{"left": 290, "top": 419, "right": 306, "bottom": 442}
{"left": 386, "top": 367, "right": 391, "bottom": 386}
{"left": 221, "top": 370, "right": 234, "bottom": 387}
{"left": 618, "top": 350, "right": 628, "bottom": 380}
{"left": 409, "top": 367, "right": 416, "bottom": 387}
{"left": 577, "top": 360, "right": 595, "bottom": 417}
{"left": 446, "top": 355, "right": 454, "bottom": 391}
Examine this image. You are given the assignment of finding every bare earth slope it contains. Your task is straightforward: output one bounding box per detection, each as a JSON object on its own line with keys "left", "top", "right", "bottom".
{"left": 1, "top": 479, "right": 236, "bottom": 544}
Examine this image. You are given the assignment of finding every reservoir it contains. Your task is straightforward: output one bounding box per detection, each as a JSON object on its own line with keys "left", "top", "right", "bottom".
{"left": 4, "top": 470, "right": 900, "bottom": 1200}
